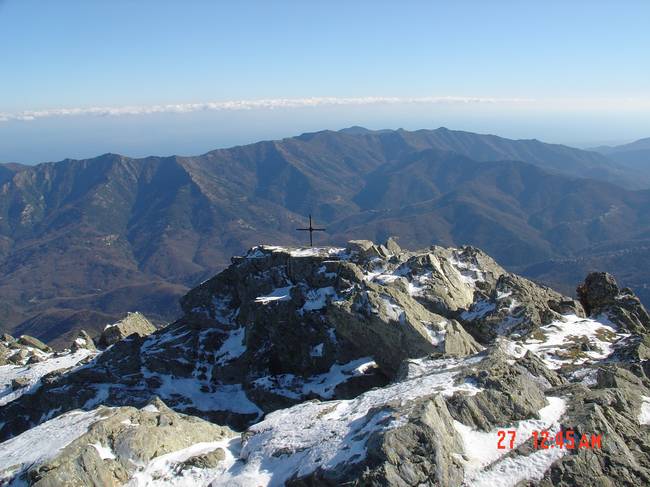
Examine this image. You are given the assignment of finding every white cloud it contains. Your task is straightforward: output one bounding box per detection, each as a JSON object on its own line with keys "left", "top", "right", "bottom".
{"left": 0, "top": 96, "right": 533, "bottom": 123}
{"left": 1, "top": 95, "right": 648, "bottom": 123}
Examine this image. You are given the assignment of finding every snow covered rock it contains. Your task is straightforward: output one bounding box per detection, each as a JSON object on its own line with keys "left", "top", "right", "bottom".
{"left": 0, "top": 398, "right": 234, "bottom": 486}
{"left": 460, "top": 273, "right": 585, "bottom": 343}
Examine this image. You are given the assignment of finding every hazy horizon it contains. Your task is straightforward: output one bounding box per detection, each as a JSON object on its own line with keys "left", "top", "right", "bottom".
{"left": 2, "top": 0, "right": 650, "bottom": 163}
{"left": 2, "top": 118, "right": 648, "bottom": 166}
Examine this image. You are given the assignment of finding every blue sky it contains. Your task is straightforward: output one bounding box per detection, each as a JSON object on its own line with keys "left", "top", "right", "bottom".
{"left": 1, "top": 0, "right": 649, "bottom": 163}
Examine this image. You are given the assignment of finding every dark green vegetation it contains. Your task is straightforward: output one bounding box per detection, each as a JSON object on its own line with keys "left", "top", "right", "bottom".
{"left": 1, "top": 127, "right": 649, "bottom": 346}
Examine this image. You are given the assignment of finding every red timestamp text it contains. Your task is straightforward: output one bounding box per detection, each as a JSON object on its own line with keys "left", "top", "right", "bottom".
{"left": 497, "top": 429, "right": 602, "bottom": 450}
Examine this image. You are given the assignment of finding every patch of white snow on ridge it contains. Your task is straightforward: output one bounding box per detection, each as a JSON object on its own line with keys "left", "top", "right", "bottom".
{"left": 458, "top": 397, "right": 567, "bottom": 487}
{"left": 301, "top": 286, "right": 337, "bottom": 312}
{"left": 126, "top": 439, "right": 236, "bottom": 487}
{"left": 145, "top": 372, "right": 262, "bottom": 417}
{"left": 461, "top": 300, "right": 496, "bottom": 321}
{"left": 209, "top": 355, "right": 484, "bottom": 486}
{"left": 253, "top": 357, "right": 377, "bottom": 400}
{"left": 141, "top": 403, "right": 160, "bottom": 413}
{"left": 401, "top": 355, "right": 484, "bottom": 380}
{"left": 302, "top": 358, "right": 376, "bottom": 398}
{"left": 448, "top": 252, "right": 485, "bottom": 286}
{"left": 0, "top": 408, "right": 109, "bottom": 483}
{"left": 422, "top": 321, "right": 447, "bottom": 346}
{"left": 0, "top": 349, "right": 96, "bottom": 407}
{"left": 520, "top": 314, "right": 628, "bottom": 369}
{"left": 290, "top": 247, "right": 347, "bottom": 258}
{"left": 255, "top": 286, "right": 293, "bottom": 304}
{"left": 639, "top": 396, "right": 650, "bottom": 425}
{"left": 215, "top": 327, "right": 246, "bottom": 365}
{"left": 406, "top": 270, "right": 433, "bottom": 297}
{"left": 90, "top": 441, "right": 116, "bottom": 460}
{"left": 379, "top": 295, "right": 406, "bottom": 323}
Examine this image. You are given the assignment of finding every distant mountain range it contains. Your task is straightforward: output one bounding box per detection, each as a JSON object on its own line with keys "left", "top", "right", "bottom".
{"left": 591, "top": 137, "right": 650, "bottom": 177}
{"left": 1, "top": 127, "right": 649, "bottom": 346}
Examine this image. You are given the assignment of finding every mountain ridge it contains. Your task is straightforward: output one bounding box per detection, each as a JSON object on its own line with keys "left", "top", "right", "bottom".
{"left": 1, "top": 127, "right": 650, "bottom": 346}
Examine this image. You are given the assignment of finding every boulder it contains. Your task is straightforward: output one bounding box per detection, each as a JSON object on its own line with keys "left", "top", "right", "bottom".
{"left": 23, "top": 399, "right": 234, "bottom": 487}
{"left": 18, "top": 335, "right": 51, "bottom": 352}
{"left": 345, "top": 239, "right": 394, "bottom": 260}
{"left": 407, "top": 246, "right": 506, "bottom": 316}
{"left": 98, "top": 312, "right": 156, "bottom": 348}
{"left": 70, "top": 329, "right": 96, "bottom": 352}
{"left": 26, "top": 354, "right": 44, "bottom": 364}
{"left": 328, "top": 282, "right": 481, "bottom": 375}
{"left": 577, "top": 272, "right": 650, "bottom": 334}
{"left": 384, "top": 236, "right": 402, "bottom": 255}
{"left": 179, "top": 448, "right": 226, "bottom": 470}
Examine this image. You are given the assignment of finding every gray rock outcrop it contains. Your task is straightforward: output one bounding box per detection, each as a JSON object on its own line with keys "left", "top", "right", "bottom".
{"left": 2, "top": 240, "right": 650, "bottom": 487}
{"left": 70, "top": 329, "right": 96, "bottom": 352}
{"left": 578, "top": 271, "right": 650, "bottom": 334}
{"left": 17, "top": 335, "right": 51, "bottom": 353}
{"left": 98, "top": 312, "right": 156, "bottom": 348}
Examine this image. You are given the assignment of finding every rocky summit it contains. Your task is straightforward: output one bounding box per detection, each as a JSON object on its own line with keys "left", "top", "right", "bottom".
{"left": 1, "top": 238, "right": 650, "bottom": 486}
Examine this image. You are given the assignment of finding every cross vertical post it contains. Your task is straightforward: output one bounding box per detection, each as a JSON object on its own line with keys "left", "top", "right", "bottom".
{"left": 296, "top": 214, "right": 326, "bottom": 247}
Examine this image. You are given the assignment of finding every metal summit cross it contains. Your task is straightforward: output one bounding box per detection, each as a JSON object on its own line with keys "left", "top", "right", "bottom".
{"left": 296, "top": 214, "right": 326, "bottom": 247}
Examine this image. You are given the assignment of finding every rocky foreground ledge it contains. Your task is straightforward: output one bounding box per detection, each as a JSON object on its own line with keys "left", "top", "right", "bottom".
{"left": 1, "top": 239, "right": 650, "bottom": 486}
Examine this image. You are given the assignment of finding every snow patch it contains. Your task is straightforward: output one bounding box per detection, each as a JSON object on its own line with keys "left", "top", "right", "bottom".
{"left": 639, "top": 396, "right": 650, "bottom": 425}
{"left": 91, "top": 441, "right": 116, "bottom": 460}
{"left": 379, "top": 295, "right": 406, "bottom": 324}
{"left": 301, "top": 286, "right": 337, "bottom": 312}
{"left": 567, "top": 368, "right": 599, "bottom": 387}
{"left": 461, "top": 300, "right": 496, "bottom": 321}
{"left": 144, "top": 372, "right": 262, "bottom": 417}
{"left": 521, "top": 314, "right": 628, "bottom": 369}
{"left": 422, "top": 321, "right": 447, "bottom": 346}
{"left": 215, "top": 327, "right": 246, "bottom": 365}
{"left": 126, "top": 439, "right": 236, "bottom": 487}
{"left": 0, "top": 349, "right": 96, "bottom": 407}
{"left": 253, "top": 357, "right": 377, "bottom": 400}
{"left": 449, "top": 252, "right": 485, "bottom": 286}
{"left": 290, "top": 247, "right": 339, "bottom": 257}
{"left": 255, "top": 286, "right": 293, "bottom": 304}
